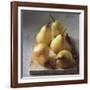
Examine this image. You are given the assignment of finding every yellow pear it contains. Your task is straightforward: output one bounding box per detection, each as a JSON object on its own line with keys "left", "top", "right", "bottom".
{"left": 36, "top": 24, "right": 52, "bottom": 45}
{"left": 57, "top": 50, "right": 73, "bottom": 60}
{"left": 50, "top": 15, "right": 64, "bottom": 38}
{"left": 32, "top": 43, "right": 49, "bottom": 65}
{"left": 50, "top": 34, "right": 64, "bottom": 54}
{"left": 51, "top": 20, "right": 64, "bottom": 38}
{"left": 56, "top": 50, "right": 75, "bottom": 69}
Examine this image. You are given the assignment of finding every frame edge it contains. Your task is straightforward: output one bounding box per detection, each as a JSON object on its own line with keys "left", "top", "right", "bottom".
{"left": 11, "top": 1, "right": 88, "bottom": 88}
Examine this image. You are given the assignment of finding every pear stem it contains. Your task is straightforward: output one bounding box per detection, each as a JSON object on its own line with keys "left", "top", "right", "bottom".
{"left": 47, "top": 21, "right": 51, "bottom": 27}
{"left": 49, "top": 14, "right": 55, "bottom": 22}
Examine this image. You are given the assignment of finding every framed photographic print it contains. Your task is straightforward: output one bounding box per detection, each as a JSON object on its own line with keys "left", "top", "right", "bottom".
{"left": 11, "top": 1, "right": 88, "bottom": 88}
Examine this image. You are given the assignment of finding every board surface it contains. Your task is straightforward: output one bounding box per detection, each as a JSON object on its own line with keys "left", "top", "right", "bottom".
{"left": 29, "top": 60, "right": 79, "bottom": 76}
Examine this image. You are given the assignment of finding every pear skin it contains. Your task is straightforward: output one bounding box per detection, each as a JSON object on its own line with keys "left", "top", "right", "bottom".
{"left": 50, "top": 34, "right": 64, "bottom": 54}
{"left": 36, "top": 24, "right": 52, "bottom": 45}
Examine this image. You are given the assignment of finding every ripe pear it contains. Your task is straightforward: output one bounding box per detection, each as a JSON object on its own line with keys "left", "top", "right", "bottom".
{"left": 36, "top": 24, "right": 52, "bottom": 45}
{"left": 50, "top": 15, "right": 64, "bottom": 38}
{"left": 32, "top": 43, "right": 49, "bottom": 65}
{"left": 56, "top": 50, "right": 75, "bottom": 69}
{"left": 50, "top": 34, "right": 64, "bottom": 54}
{"left": 57, "top": 50, "right": 72, "bottom": 60}
{"left": 51, "top": 20, "right": 64, "bottom": 38}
